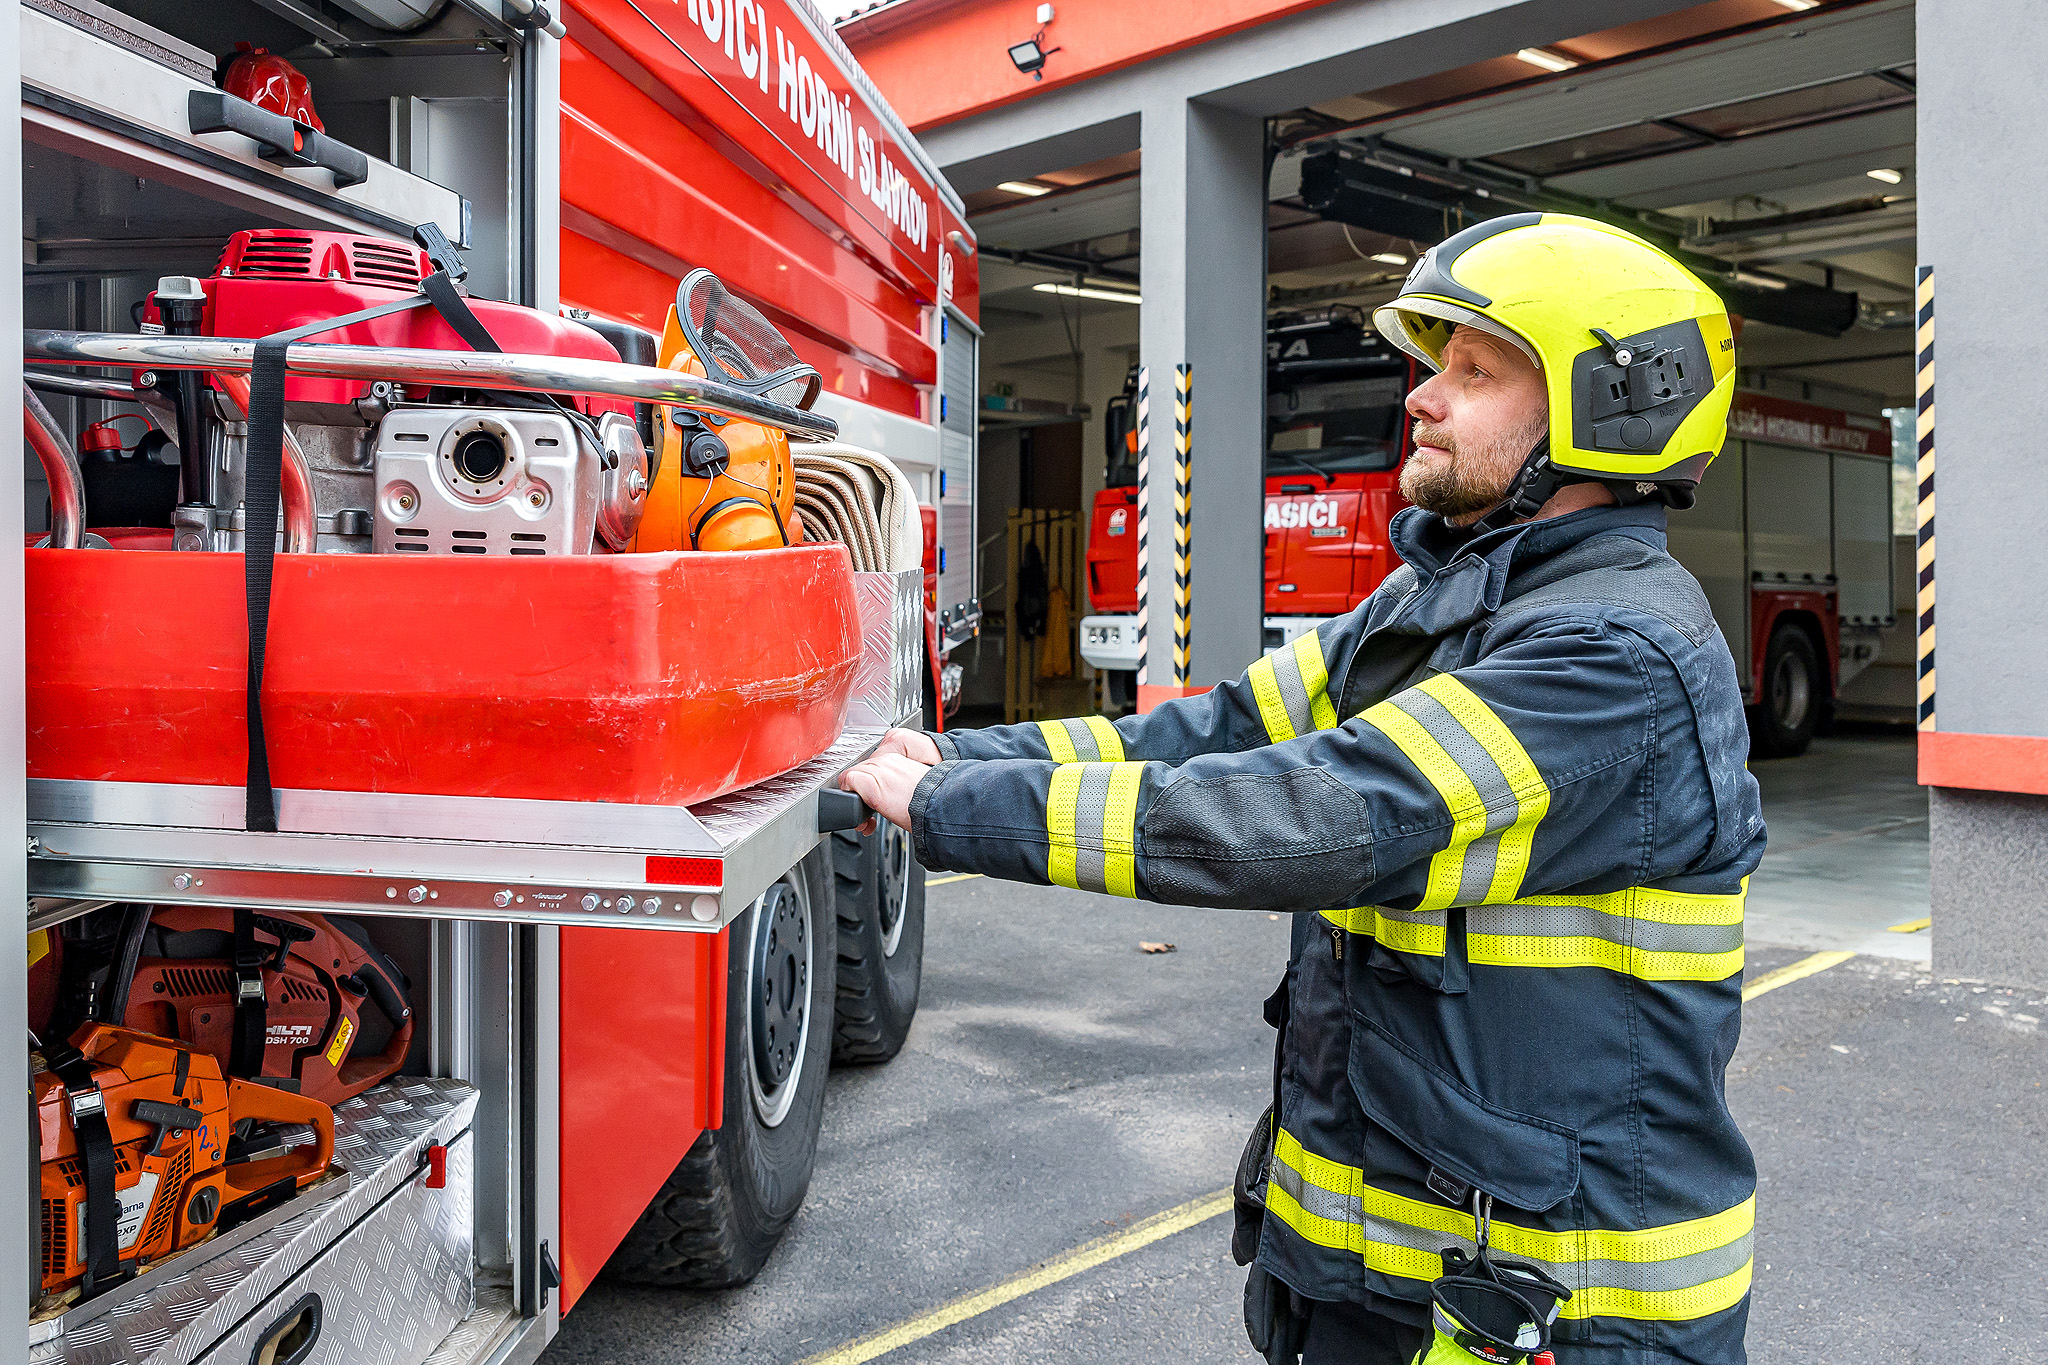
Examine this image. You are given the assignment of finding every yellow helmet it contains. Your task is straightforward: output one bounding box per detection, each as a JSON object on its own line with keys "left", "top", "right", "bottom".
{"left": 1373, "top": 213, "right": 1735, "bottom": 511}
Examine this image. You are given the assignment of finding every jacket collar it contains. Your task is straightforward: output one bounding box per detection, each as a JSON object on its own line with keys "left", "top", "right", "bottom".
{"left": 1386, "top": 501, "right": 1669, "bottom": 633}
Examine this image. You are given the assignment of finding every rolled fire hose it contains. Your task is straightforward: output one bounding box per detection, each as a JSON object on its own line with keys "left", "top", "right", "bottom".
{"left": 214, "top": 372, "right": 317, "bottom": 555}
{"left": 794, "top": 445, "right": 922, "bottom": 572}
{"left": 22, "top": 384, "right": 85, "bottom": 550}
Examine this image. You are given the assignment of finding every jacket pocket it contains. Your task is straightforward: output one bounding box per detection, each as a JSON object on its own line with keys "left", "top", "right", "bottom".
{"left": 1358, "top": 904, "right": 1468, "bottom": 995}
{"left": 1348, "top": 1014, "right": 1579, "bottom": 1214}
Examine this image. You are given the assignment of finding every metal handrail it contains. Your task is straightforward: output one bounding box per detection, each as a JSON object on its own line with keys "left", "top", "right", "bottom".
{"left": 22, "top": 385, "right": 85, "bottom": 549}
{"left": 23, "top": 331, "right": 840, "bottom": 442}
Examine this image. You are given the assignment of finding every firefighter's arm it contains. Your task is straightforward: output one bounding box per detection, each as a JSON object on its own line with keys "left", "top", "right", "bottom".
{"left": 925, "top": 617, "right": 1363, "bottom": 767}
{"left": 909, "top": 620, "right": 1664, "bottom": 906}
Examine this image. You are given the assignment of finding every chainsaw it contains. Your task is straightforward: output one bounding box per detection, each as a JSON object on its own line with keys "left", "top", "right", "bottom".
{"left": 35, "top": 1023, "right": 334, "bottom": 1300}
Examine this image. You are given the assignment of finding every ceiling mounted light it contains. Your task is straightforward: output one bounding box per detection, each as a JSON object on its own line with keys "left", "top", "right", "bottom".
{"left": 1033, "top": 282, "right": 1141, "bottom": 305}
{"left": 1514, "top": 47, "right": 1578, "bottom": 73}
{"left": 1732, "top": 270, "right": 1790, "bottom": 292}
{"left": 1370, "top": 252, "right": 1408, "bottom": 266}
{"left": 1773, "top": 0, "right": 1820, "bottom": 10}
{"left": 997, "top": 180, "right": 1052, "bottom": 197}
{"left": 1866, "top": 167, "right": 1903, "bottom": 184}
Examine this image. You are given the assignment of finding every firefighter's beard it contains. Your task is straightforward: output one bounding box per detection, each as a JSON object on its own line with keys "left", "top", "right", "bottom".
{"left": 1402, "top": 415, "right": 1550, "bottom": 522}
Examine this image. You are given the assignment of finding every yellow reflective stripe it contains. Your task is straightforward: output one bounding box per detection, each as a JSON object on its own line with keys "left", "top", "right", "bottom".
{"left": 1273, "top": 1127, "right": 1754, "bottom": 1322}
{"left": 1084, "top": 715, "right": 1126, "bottom": 762}
{"left": 1376, "top": 914, "right": 1444, "bottom": 956}
{"left": 1101, "top": 762, "right": 1143, "bottom": 899}
{"left": 1266, "top": 1178, "right": 1362, "bottom": 1253}
{"left": 1247, "top": 653, "right": 1296, "bottom": 743}
{"left": 1467, "top": 935, "right": 1744, "bottom": 981}
{"left": 1571, "top": 1263, "right": 1754, "bottom": 1322}
{"left": 1414, "top": 675, "right": 1550, "bottom": 902}
{"left": 1045, "top": 765, "right": 1083, "bottom": 890}
{"left": 1357, "top": 700, "right": 1489, "bottom": 911}
{"left": 1319, "top": 906, "right": 1445, "bottom": 956}
{"left": 1293, "top": 631, "right": 1339, "bottom": 731}
{"left": 1038, "top": 719, "right": 1079, "bottom": 764}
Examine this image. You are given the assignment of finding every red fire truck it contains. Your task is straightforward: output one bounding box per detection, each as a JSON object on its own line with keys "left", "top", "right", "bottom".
{"left": 1079, "top": 307, "right": 1894, "bottom": 758}
{"left": 15, "top": 1, "right": 976, "bottom": 1359}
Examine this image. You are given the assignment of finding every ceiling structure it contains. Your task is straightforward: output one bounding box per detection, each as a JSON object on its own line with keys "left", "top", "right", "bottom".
{"left": 958, "top": 0, "right": 1916, "bottom": 401}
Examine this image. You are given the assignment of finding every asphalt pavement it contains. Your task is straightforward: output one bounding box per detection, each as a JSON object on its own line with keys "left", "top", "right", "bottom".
{"left": 545, "top": 877, "right": 2046, "bottom": 1365}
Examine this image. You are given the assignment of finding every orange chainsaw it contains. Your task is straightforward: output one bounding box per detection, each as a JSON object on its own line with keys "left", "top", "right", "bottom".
{"left": 35, "top": 1024, "right": 334, "bottom": 1299}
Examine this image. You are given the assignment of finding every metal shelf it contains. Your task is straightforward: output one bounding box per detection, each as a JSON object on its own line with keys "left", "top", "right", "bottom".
{"left": 27, "top": 728, "right": 885, "bottom": 933}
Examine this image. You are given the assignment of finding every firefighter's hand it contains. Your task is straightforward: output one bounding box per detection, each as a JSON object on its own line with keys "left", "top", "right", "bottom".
{"left": 841, "top": 753, "right": 928, "bottom": 834}
{"left": 872, "top": 728, "right": 942, "bottom": 764}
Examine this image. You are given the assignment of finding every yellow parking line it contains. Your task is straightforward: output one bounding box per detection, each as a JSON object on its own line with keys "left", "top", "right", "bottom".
{"left": 1743, "top": 949, "right": 1855, "bottom": 1002}
{"left": 798, "top": 1189, "right": 1233, "bottom": 1365}
{"left": 1886, "top": 916, "right": 1933, "bottom": 934}
{"left": 925, "top": 872, "right": 982, "bottom": 887}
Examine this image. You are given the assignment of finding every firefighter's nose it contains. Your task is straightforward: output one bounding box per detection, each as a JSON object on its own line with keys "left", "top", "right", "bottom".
{"left": 1405, "top": 373, "right": 1449, "bottom": 424}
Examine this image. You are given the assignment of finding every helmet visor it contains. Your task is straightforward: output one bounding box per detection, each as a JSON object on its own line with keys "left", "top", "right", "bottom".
{"left": 1372, "top": 298, "right": 1542, "bottom": 374}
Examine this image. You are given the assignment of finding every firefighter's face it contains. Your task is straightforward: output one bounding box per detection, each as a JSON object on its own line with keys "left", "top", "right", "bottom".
{"left": 1401, "top": 327, "right": 1549, "bottom": 523}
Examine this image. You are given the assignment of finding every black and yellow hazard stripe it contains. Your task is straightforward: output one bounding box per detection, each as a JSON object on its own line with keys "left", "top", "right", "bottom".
{"left": 1172, "top": 363, "right": 1193, "bottom": 690}
{"left": 1046, "top": 761, "right": 1146, "bottom": 898}
{"left": 1264, "top": 1128, "right": 1755, "bottom": 1323}
{"left": 1247, "top": 631, "right": 1339, "bottom": 743}
{"left": 1036, "top": 715, "right": 1125, "bottom": 763}
{"left": 1134, "top": 365, "right": 1151, "bottom": 689}
{"left": 1916, "top": 266, "right": 1935, "bottom": 730}
{"left": 1357, "top": 675, "right": 1550, "bottom": 910}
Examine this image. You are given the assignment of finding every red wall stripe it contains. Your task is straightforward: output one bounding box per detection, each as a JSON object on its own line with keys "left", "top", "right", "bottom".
{"left": 1918, "top": 730, "right": 2048, "bottom": 796}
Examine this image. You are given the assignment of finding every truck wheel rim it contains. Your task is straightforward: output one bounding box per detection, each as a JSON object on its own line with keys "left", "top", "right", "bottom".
{"left": 1771, "top": 650, "right": 1812, "bottom": 730}
{"left": 878, "top": 824, "right": 912, "bottom": 959}
{"left": 746, "top": 874, "right": 811, "bottom": 1127}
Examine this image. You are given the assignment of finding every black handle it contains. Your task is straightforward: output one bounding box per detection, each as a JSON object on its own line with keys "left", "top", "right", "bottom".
{"left": 817, "top": 788, "right": 873, "bottom": 833}
{"left": 189, "top": 91, "right": 369, "bottom": 188}
{"left": 247, "top": 1293, "right": 322, "bottom": 1365}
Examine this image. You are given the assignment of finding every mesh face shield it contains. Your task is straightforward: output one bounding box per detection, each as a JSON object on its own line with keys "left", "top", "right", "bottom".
{"left": 674, "top": 269, "right": 821, "bottom": 412}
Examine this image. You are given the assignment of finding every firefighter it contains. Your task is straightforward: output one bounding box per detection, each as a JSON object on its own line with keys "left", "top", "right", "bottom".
{"left": 843, "top": 214, "right": 1764, "bottom": 1364}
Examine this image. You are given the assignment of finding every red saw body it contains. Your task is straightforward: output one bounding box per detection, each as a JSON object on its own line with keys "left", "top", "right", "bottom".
{"left": 120, "top": 909, "right": 414, "bottom": 1106}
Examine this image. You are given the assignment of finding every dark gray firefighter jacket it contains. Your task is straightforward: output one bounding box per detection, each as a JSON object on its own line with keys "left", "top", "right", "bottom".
{"left": 910, "top": 502, "right": 1766, "bottom": 1364}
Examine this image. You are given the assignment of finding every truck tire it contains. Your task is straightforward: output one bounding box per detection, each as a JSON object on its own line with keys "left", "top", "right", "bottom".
{"left": 1749, "top": 622, "right": 1821, "bottom": 760}
{"left": 830, "top": 821, "right": 925, "bottom": 1064}
{"left": 602, "top": 846, "right": 835, "bottom": 1288}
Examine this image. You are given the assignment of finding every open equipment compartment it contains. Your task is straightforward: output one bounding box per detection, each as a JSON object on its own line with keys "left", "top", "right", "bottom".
{"left": 14, "top": 2, "right": 931, "bottom": 1361}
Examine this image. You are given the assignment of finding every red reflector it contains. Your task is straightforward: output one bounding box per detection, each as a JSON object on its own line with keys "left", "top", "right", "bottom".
{"left": 645, "top": 856, "right": 722, "bottom": 887}
{"left": 424, "top": 1143, "right": 447, "bottom": 1189}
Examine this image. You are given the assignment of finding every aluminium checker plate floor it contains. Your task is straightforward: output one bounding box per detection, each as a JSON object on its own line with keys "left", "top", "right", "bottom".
{"left": 34, "top": 1078, "right": 479, "bottom": 1365}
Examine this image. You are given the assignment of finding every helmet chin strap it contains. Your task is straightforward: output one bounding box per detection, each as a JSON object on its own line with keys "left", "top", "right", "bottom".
{"left": 1466, "top": 434, "right": 1576, "bottom": 535}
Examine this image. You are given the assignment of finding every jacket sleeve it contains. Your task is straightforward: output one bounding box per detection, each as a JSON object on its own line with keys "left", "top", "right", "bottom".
{"left": 931, "top": 613, "right": 1366, "bottom": 767}
{"left": 910, "top": 617, "right": 1664, "bottom": 909}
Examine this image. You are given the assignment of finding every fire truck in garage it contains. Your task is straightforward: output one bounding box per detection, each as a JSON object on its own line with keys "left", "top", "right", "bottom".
{"left": 1080, "top": 307, "right": 1892, "bottom": 759}
{"left": 15, "top": 0, "right": 976, "bottom": 1359}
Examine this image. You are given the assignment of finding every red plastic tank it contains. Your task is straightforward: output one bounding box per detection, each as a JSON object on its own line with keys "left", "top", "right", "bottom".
{"left": 26, "top": 545, "right": 861, "bottom": 807}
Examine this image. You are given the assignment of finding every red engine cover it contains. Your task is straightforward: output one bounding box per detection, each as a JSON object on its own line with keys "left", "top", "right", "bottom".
{"left": 27, "top": 546, "right": 862, "bottom": 807}
{"left": 150, "top": 230, "right": 632, "bottom": 411}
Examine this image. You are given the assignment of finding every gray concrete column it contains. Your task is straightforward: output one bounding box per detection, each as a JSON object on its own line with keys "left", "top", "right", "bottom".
{"left": 1918, "top": 0, "right": 2048, "bottom": 989}
{"left": 1138, "top": 98, "right": 1267, "bottom": 694}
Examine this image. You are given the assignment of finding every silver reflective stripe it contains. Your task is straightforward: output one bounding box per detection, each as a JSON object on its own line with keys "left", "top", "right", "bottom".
{"left": 1470, "top": 903, "right": 1744, "bottom": 957}
{"left": 1270, "top": 644, "right": 1318, "bottom": 738}
{"left": 1061, "top": 717, "right": 1106, "bottom": 761}
{"left": 1389, "top": 688, "right": 1518, "bottom": 904}
{"left": 1070, "top": 763, "right": 1114, "bottom": 895}
{"left": 1272, "top": 1142, "right": 1756, "bottom": 1298}
{"left": 1270, "top": 1150, "right": 1363, "bottom": 1228}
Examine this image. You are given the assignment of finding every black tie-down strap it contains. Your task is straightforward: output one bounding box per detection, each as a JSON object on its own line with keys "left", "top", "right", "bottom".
{"left": 227, "top": 911, "right": 318, "bottom": 1081}
{"left": 240, "top": 223, "right": 503, "bottom": 832}
{"left": 42, "top": 1041, "right": 123, "bottom": 1296}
